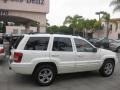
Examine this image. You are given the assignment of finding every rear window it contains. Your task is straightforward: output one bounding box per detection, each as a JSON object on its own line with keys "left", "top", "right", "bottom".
{"left": 24, "top": 37, "right": 49, "bottom": 51}
{"left": 13, "top": 36, "right": 24, "bottom": 49}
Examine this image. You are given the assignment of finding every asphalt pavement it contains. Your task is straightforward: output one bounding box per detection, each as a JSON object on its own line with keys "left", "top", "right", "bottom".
{"left": 0, "top": 54, "right": 120, "bottom": 90}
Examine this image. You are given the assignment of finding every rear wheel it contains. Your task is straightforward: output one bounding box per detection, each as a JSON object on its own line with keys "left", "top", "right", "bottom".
{"left": 99, "top": 60, "right": 115, "bottom": 77}
{"left": 33, "top": 65, "right": 56, "bottom": 86}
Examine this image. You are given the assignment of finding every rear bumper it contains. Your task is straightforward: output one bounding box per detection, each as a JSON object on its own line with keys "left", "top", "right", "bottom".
{"left": 0, "top": 53, "right": 5, "bottom": 60}
{"left": 9, "top": 62, "right": 35, "bottom": 75}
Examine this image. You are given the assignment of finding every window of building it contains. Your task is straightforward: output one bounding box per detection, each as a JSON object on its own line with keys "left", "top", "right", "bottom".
{"left": 116, "top": 23, "right": 118, "bottom": 30}
{"left": 118, "top": 34, "right": 120, "bottom": 39}
{"left": 0, "top": 38, "right": 3, "bottom": 44}
{"left": 110, "top": 24, "right": 112, "bottom": 31}
{"left": 119, "top": 24, "right": 120, "bottom": 30}
{"left": 101, "top": 24, "right": 104, "bottom": 30}
{"left": 24, "top": 37, "right": 49, "bottom": 50}
{"left": 52, "top": 37, "right": 73, "bottom": 52}
{"left": 13, "top": 29, "right": 18, "bottom": 34}
{"left": 74, "top": 38, "right": 94, "bottom": 52}
{"left": 27, "top": 0, "right": 44, "bottom": 4}
{"left": 29, "top": 30, "right": 33, "bottom": 33}
{"left": 21, "top": 29, "right": 25, "bottom": 34}
{"left": 11, "top": 0, "right": 23, "bottom": 2}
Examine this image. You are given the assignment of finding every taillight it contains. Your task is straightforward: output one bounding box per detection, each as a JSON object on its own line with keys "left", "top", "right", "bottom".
{"left": 0, "top": 48, "right": 4, "bottom": 54}
{"left": 13, "top": 52, "right": 23, "bottom": 63}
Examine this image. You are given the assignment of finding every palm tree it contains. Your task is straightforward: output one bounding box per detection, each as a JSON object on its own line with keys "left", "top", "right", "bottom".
{"left": 95, "top": 11, "right": 105, "bottom": 30}
{"left": 63, "top": 15, "right": 83, "bottom": 35}
{"left": 101, "top": 12, "right": 110, "bottom": 38}
{"left": 110, "top": 0, "right": 120, "bottom": 12}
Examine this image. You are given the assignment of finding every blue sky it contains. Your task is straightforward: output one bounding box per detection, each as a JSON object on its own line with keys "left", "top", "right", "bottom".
{"left": 47, "top": 0, "right": 120, "bottom": 26}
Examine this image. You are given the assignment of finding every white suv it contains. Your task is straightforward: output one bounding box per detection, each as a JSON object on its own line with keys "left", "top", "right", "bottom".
{"left": 9, "top": 34, "right": 118, "bottom": 86}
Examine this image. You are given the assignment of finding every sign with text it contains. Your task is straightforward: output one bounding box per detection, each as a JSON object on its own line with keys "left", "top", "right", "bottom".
{"left": 4, "top": 0, "right": 45, "bottom": 5}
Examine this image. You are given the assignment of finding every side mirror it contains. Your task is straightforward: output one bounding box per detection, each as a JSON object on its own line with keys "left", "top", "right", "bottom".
{"left": 93, "top": 48, "right": 97, "bottom": 52}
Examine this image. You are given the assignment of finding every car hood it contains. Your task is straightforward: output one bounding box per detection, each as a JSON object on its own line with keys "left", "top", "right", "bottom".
{"left": 111, "top": 42, "right": 120, "bottom": 45}
{"left": 99, "top": 48, "right": 116, "bottom": 56}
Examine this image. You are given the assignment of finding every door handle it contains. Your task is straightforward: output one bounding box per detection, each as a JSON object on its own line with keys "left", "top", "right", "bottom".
{"left": 52, "top": 55, "right": 59, "bottom": 57}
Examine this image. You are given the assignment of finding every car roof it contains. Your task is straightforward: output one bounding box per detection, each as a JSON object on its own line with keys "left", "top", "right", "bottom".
{"left": 24, "top": 34, "right": 84, "bottom": 39}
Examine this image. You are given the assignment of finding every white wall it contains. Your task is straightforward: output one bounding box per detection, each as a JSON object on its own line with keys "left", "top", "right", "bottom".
{"left": 93, "top": 21, "right": 120, "bottom": 40}
{"left": 6, "top": 26, "right": 37, "bottom": 34}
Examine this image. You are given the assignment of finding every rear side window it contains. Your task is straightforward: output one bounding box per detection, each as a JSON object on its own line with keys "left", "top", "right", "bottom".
{"left": 52, "top": 37, "right": 73, "bottom": 51}
{"left": 13, "top": 36, "right": 24, "bottom": 49}
{"left": 24, "top": 37, "right": 49, "bottom": 51}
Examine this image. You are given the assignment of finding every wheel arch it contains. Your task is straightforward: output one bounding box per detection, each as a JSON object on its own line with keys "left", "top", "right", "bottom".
{"left": 32, "top": 62, "right": 58, "bottom": 75}
{"left": 103, "top": 58, "right": 115, "bottom": 65}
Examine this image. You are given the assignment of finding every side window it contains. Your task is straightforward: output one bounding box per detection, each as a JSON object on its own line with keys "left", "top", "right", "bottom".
{"left": 24, "top": 37, "right": 49, "bottom": 51}
{"left": 52, "top": 37, "right": 73, "bottom": 52}
{"left": 74, "top": 38, "right": 94, "bottom": 52}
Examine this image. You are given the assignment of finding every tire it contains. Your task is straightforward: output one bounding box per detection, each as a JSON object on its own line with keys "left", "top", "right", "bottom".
{"left": 99, "top": 60, "right": 115, "bottom": 77}
{"left": 33, "top": 65, "right": 56, "bottom": 86}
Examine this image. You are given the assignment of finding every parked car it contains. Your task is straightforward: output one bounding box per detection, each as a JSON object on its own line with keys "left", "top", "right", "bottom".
{"left": 87, "top": 38, "right": 100, "bottom": 47}
{"left": 96, "top": 38, "right": 116, "bottom": 49}
{"left": 3, "top": 34, "right": 21, "bottom": 55}
{"left": 0, "top": 38, "right": 5, "bottom": 60}
{"left": 9, "top": 34, "right": 118, "bottom": 86}
{"left": 109, "top": 40, "right": 120, "bottom": 52}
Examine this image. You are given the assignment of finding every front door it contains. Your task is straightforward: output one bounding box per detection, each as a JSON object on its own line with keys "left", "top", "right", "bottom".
{"left": 74, "top": 38, "right": 101, "bottom": 72}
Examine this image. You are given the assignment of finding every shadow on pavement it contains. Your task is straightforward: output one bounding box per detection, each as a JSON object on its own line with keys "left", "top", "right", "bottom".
{"left": 56, "top": 71, "right": 100, "bottom": 82}
{"left": 11, "top": 71, "right": 100, "bottom": 86}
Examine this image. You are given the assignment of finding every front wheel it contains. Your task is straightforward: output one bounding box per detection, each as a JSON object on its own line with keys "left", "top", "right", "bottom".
{"left": 34, "top": 65, "right": 56, "bottom": 86}
{"left": 99, "top": 60, "right": 115, "bottom": 77}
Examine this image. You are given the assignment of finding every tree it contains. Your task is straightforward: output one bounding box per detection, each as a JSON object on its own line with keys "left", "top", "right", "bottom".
{"left": 93, "top": 21, "right": 101, "bottom": 30}
{"left": 47, "top": 25, "right": 60, "bottom": 33}
{"left": 59, "top": 26, "right": 72, "bottom": 34}
{"left": 63, "top": 15, "right": 83, "bottom": 35}
{"left": 110, "top": 0, "right": 120, "bottom": 13}
{"left": 101, "top": 12, "right": 110, "bottom": 38}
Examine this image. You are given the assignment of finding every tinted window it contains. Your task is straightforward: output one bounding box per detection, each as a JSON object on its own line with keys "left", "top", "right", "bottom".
{"left": 0, "top": 38, "right": 3, "bottom": 44}
{"left": 13, "top": 36, "right": 24, "bottom": 49}
{"left": 74, "top": 38, "right": 94, "bottom": 52}
{"left": 25, "top": 37, "right": 49, "bottom": 50}
{"left": 52, "top": 37, "right": 73, "bottom": 51}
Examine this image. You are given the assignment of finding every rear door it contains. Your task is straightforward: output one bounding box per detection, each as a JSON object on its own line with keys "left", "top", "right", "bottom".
{"left": 50, "top": 36, "right": 76, "bottom": 74}
{"left": 21, "top": 36, "right": 50, "bottom": 63}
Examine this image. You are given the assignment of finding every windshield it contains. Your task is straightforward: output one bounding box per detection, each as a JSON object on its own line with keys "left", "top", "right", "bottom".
{"left": 13, "top": 36, "right": 24, "bottom": 49}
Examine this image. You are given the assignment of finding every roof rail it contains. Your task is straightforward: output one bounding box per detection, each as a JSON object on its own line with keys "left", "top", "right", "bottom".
{"left": 27, "top": 32, "right": 66, "bottom": 35}
{"left": 27, "top": 32, "right": 49, "bottom": 34}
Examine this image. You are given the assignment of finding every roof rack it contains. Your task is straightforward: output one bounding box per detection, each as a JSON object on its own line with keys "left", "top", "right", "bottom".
{"left": 27, "top": 32, "right": 82, "bottom": 37}
{"left": 27, "top": 32, "right": 48, "bottom": 34}
{"left": 28, "top": 32, "right": 67, "bottom": 35}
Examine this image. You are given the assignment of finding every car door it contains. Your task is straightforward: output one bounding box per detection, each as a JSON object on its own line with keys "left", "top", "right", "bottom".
{"left": 74, "top": 38, "right": 101, "bottom": 72}
{"left": 50, "top": 37, "right": 76, "bottom": 74}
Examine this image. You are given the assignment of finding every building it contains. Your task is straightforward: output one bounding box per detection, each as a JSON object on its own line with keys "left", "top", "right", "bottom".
{"left": 0, "top": 0, "right": 49, "bottom": 33}
{"left": 6, "top": 26, "right": 37, "bottom": 34}
{"left": 93, "top": 18, "right": 120, "bottom": 40}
